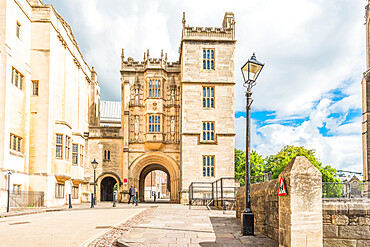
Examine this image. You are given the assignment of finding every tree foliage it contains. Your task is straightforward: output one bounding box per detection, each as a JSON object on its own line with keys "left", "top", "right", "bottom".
{"left": 235, "top": 145, "right": 340, "bottom": 183}
{"left": 235, "top": 149, "right": 265, "bottom": 178}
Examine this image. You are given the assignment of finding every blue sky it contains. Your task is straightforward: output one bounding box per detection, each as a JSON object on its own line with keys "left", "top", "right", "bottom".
{"left": 44, "top": 0, "right": 365, "bottom": 172}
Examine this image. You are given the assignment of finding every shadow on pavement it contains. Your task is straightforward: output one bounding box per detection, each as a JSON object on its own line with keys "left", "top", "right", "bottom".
{"left": 199, "top": 216, "right": 278, "bottom": 247}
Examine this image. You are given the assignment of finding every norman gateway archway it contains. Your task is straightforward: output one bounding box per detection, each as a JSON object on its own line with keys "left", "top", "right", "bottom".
{"left": 79, "top": 13, "right": 235, "bottom": 206}
{"left": 129, "top": 152, "right": 180, "bottom": 203}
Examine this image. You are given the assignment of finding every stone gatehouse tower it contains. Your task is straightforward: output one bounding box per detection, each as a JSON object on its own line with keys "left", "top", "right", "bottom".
{"left": 87, "top": 12, "right": 236, "bottom": 203}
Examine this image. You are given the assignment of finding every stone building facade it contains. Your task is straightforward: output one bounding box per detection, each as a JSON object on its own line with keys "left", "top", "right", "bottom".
{"left": 0, "top": 0, "right": 100, "bottom": 211}
{"left": 87, "top": 13, "right": 236, "bottom": 203}
{"left": 0, "top": 0, "right": 235, "bottom": 210}
{"left": 363, "top": 1, "right": 370, "bottom": 197}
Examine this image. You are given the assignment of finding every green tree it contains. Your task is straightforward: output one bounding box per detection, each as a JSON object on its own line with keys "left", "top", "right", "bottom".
{"left": 264, "top": 145, "right": 339, "bottom": 183}
{"left": 235, "top": 148, "right": 265, "bottom": 185}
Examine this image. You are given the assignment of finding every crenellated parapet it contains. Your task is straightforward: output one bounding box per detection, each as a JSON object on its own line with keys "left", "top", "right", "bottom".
{"left": 181, "top": 12, "right": 235, "bottom": 41}
{"left": 121, "top": 49, "right": 180, "bottom": 73}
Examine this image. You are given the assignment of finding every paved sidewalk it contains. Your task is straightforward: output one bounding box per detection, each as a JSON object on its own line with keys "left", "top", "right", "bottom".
{"left": 0, "top": 201, "right": 148, "bottom": 218}
{"left": 118, "top": 204, "right": 278, "bottom": 247}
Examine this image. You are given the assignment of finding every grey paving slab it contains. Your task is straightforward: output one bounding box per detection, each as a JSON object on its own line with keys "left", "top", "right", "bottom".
{"left": 119, "top": 204, "right": 278, "bottom": 246}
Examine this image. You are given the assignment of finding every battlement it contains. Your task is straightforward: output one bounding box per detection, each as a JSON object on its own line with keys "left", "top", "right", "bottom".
{"left": 120, "top": 49, "right": 180, "bottom": 72}
{"left": 182, "top": 12, "right": 235, "bottom": 41}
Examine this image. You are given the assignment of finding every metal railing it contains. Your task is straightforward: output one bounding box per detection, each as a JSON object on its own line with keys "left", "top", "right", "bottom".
{"left": 9, "top": 191, "right": 45, "bottom": 208}
{"left": 189, "top": 172, "right": 272, "bottom": 210}
{"left": 323, "top": 182, "right": 370, "bottom": 199}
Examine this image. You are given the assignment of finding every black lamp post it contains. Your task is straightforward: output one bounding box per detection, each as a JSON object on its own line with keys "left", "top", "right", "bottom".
{"left": 6, "top": 171, "right": 12, "bottom": 212}
{"left": 91, "top": 159, "right": 99, "bottom": 205}
{"left": 241, "top": 53, "right": 264, "bottom": 236}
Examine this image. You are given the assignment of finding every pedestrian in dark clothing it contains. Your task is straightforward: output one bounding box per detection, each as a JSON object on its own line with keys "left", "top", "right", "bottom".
{"left": 128, "top": 185, "right": 135, "bottom": 204}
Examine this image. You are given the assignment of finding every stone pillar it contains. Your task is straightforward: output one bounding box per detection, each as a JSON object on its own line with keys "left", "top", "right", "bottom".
{"left": 278, "top": 156, "right": 323, "bottom": 247}
{"left": 363, "top": 1, "right": 370, "bottom": 198}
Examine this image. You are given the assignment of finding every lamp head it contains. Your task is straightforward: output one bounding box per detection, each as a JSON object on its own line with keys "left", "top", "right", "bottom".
{"left": 91, "top": 159, "right": 99, "bottom": 169}
{"left": 241, "top": 53, "right": 264, "bottom": 89}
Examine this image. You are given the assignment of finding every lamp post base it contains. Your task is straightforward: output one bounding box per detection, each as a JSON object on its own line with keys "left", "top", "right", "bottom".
{"left": 241, "top": 209, "right": 254, "bottom": 236}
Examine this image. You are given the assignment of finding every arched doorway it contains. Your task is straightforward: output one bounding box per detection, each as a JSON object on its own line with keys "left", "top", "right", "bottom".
{"left": 100, "top": 177, "right": 116, "bottom": 201}
{"left": 129, "top": 152, "right": 180, "bottom": 203}
{"left": 139, "top": 164, "right": 171, "bottom": 202}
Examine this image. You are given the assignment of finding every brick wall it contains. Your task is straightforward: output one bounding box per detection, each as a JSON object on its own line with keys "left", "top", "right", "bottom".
{"left": 323, "top": 200, "right": 370, "bottom": 247}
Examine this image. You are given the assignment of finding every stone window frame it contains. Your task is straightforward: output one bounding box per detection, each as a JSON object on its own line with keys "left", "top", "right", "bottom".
{"left": 13, "top": 184, "right": 21, "bottom": 195}
{"left": 72, "top": 186, "right": 79, "bottom": 199}
{"left": 80, "top": 145, "right": 84, "bottom": 167}
{"left": 16, "top": 21, "right": 21, "bottom": 39}
{"left": 55, "top": 183, "right": 65, "bottom": 198}
{"left": 148, "top": 79, "right": 161, "bottom": 98}
{"left": 32, "top": 80, "right": 39, "bottom": 96}
{"left": 148, "top": 114, "right": 161, "bottom": 133}
{"left": 202, "top": 86, "right": 215, "bottom": 108}
{"left": 10, "top": 133, "right": 22, "bottom": 153}
{"left": 202, "top": 155, "right": 215, "bottom": 177}
{"left": 65, "top": 136, "right": 71, "bottom": 160}
{"left": 104, "top": 150, "right": 111, "bottom": 161}
{"left": 203, "top": 48, "right": 215, "bottom": 70}
{"left": 56, "top": 134, "right": 63, "bottom": 158}
{"left": 202, "top": 121, "right": 215, "bottom": 141}
{"left": 11, "top": 67, "right": 23, "bottom": 90}
{"left": 72, "top": 143, "right": 78, "bottom": 165}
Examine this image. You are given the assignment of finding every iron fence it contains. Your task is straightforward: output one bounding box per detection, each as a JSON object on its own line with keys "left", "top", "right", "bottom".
{"left": 189, "top": 172, "right": 272, "bottom": 210}
{"left": 9, "top": 191, "right": 45, "bottom": 208}
{"left": 323, "top": 182, "right": 370, "bottom": 199}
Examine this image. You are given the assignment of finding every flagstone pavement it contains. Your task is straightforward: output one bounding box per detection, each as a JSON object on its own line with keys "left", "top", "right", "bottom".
{"left": 117, "top": 204, "right": 278, "bottom": 247}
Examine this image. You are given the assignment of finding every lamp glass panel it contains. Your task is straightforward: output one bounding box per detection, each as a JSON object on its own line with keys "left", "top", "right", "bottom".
{"left": 242, "top": 62, "right": 263, "bottom": 82}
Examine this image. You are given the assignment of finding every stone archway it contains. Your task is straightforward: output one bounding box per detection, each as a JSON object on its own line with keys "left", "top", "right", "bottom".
{"left": 139, "top": 164, "right": 170, "bottom": 202}
{"left": 129, "top": 152, "right": 180, "bottom": 203}
{"left": 100, "top": 176, "right": 116, "bottom": 201}
{"left": 96, "top": 173, "right": 121, "bottom": 202}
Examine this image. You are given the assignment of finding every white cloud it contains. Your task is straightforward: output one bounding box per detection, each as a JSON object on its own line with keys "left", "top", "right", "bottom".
{"left": 235, "top": 94, "right": 362, "bottom": 172}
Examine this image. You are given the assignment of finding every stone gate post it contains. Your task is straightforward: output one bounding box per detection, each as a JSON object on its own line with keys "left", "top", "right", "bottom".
{"left": 278, "top": 156, "right": 323, "bottom": 247}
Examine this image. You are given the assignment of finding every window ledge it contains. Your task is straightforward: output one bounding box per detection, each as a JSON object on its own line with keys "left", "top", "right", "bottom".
{"left": 9, "top": 149, "right": 24, "bottom": 157}
{"left": 199, "top": 140, "right": 217, "bottom": 145}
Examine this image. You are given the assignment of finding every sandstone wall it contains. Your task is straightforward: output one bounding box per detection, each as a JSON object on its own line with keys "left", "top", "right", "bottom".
{"left": 236, "top": 179, "right": 279, "bottom": 242}
{"left": 236, "top": 156, "right": 323, "bottom": 246}
{"left": 323, "top": 200, "right": 370, "bottom": 247}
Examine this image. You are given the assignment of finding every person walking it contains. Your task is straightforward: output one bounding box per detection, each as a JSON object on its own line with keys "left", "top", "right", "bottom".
{"left": 134, "top": 186, "right": 139, "bottom": 206}
{"left": 128, "top": 185, "right": 135, "bottom": 204}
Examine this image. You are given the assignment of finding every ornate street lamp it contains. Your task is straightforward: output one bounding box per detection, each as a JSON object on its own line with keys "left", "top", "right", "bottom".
{"left": 241, "top": 53, "right": 264, "bottom": 236}
{"left": 91, "top": 159, "right": 99, "bottom": 205}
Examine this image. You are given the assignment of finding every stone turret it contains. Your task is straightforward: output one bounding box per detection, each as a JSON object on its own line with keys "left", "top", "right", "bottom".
{"left": 89, "top": 66, "right": 100, "bottom": 127}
